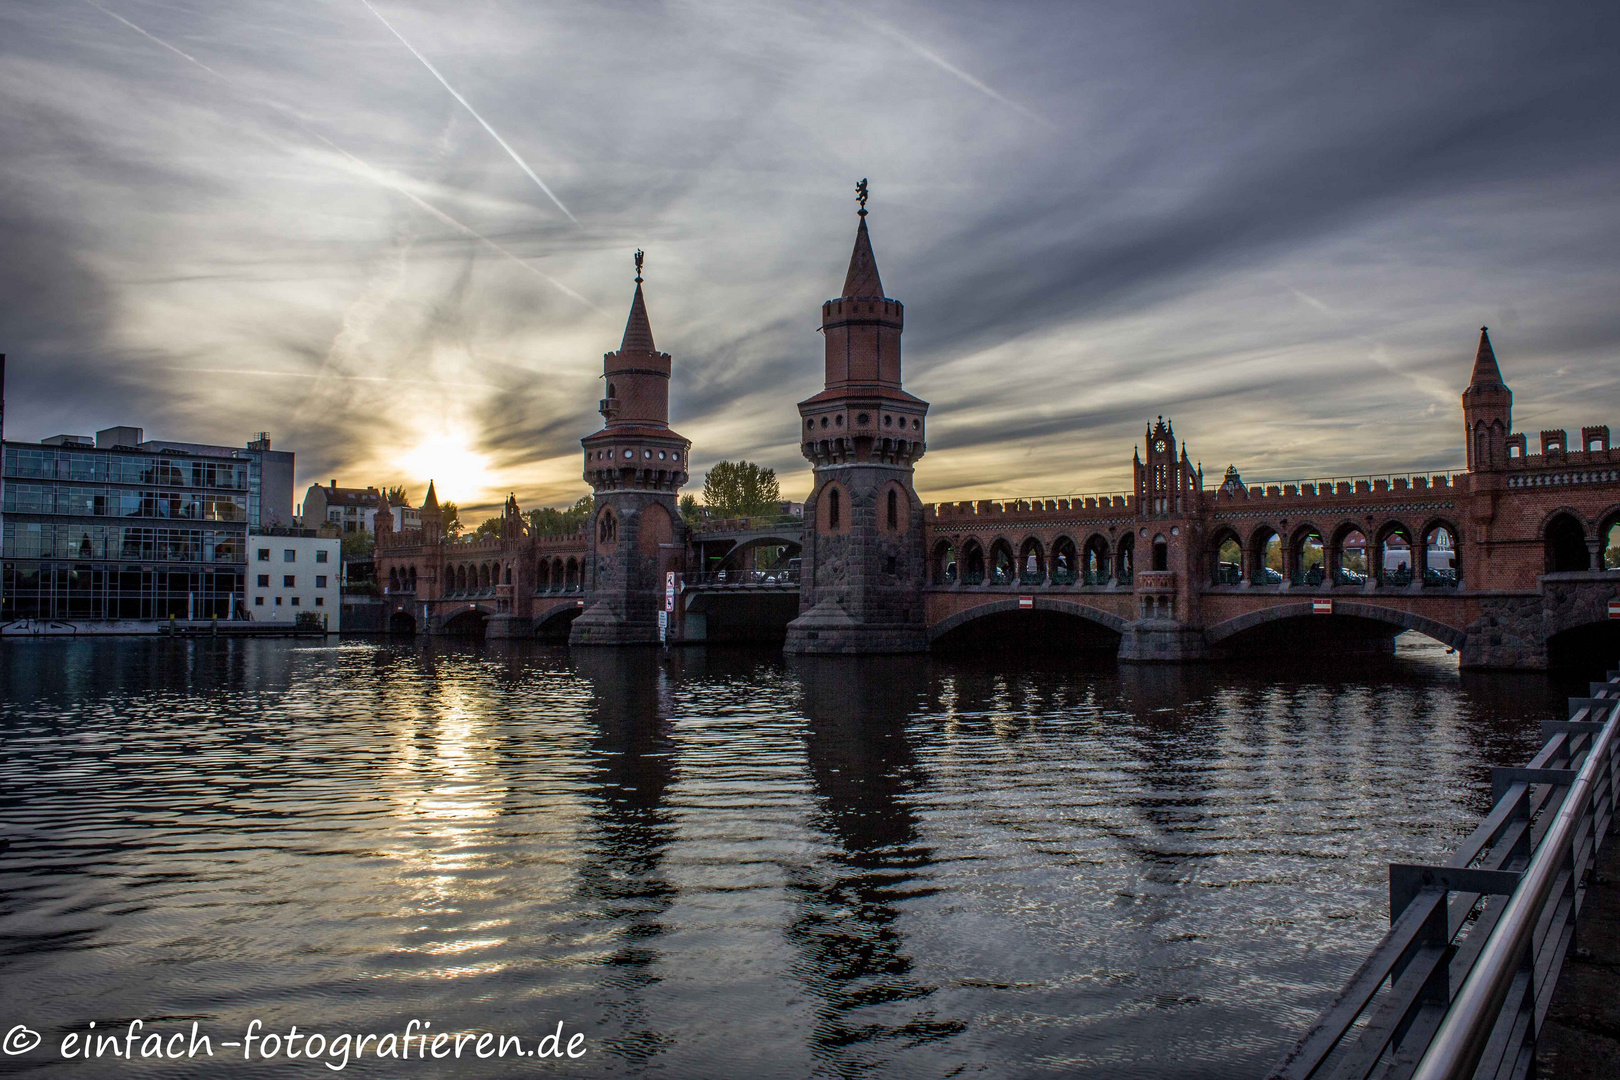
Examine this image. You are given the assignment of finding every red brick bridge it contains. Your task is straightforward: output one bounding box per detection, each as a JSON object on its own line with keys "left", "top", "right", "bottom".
{"left": 373, "top": 203, "right": 1619, "bottom": 668}
{"left": 375, "top": 328, "right": 1619, "bottom": 668}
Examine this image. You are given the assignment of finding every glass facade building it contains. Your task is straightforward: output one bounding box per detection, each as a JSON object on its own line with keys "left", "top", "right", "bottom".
{"left": 2, "top": 440, "right": 258, "bottom": 621}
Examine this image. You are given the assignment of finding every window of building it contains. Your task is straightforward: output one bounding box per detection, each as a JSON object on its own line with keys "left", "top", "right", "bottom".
{"left": 315, "top": 575, "right": 327, "bottom": 588}
{"left": 315, "top": 550, "right": 328, "bottom": 564}
{"left": 291, "top": 596, "right": 300, "bottom": 606}
{"left": 275, "top": 596, "right": 282, "bottom": 606}
{"left": 257, "top": 548, "right": 270, "bottom": 561}
{"left": 283, "top": 575, "right": 295, "bottom": 587}
{"left": 283, "top": 549, "right": 296, "bottom": 562}
{"left": 254, "top": 596, "right": 264, "bottom": 606}
{"left": 257, "top": 574, "right": 270, "bottom": 587}
{"left": 314, "top": 597, "right": 323, "bottom": 607}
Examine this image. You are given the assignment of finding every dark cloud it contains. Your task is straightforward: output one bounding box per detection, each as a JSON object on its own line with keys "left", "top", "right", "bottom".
{"left": 2, "top": 1, "right": 1617, "bottom": 514}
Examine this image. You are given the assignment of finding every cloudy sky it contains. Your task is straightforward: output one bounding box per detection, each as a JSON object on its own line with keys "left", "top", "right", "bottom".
{"left": 2, "top": 1, "right": 1617, "bottom": 519}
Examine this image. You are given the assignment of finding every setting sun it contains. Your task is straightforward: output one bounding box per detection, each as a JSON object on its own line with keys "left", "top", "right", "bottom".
{"left": 401, "top": 434, "right": 492, "bottom": 506}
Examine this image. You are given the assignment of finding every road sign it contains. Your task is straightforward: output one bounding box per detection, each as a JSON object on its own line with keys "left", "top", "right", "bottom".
{"left": 658, "top": 609, "right": 668, "bottom": 644}
{"left": 666, "top": 571, "right": 676, "bottom": 612}
{"left": 1609, "top": 599, "right": 1620, "bottom": 620}
{"left": 1313, "top": 600, "right": 1333, "bottom": 615}
{"left": 1019, "top": 596, "right": 1034, "bottom": 609}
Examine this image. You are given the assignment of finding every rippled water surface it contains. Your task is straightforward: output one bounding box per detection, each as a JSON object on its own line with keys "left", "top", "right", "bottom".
{"left": 0, "top": 636, "right": 1579, "bottom": 1078}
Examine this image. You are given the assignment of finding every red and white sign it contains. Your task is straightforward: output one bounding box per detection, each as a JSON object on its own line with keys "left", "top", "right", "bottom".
{"left": 1019, "top": 596, "right": 1034, "bottom": 609}
{"left": 665, "top": 571, "right": 676, "bottom": 613}
{"left": 1313, "top": 600, "right": 1333, "bottom": 615}
{"left": 1608, "top": 599, "right": 1620, "bottom": 620}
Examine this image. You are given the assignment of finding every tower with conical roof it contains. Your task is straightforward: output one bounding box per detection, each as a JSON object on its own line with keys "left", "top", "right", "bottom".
{"left": 571, "top": 251, "right": 691, "bottom": 645}
{"left": 784, "top": 182, "right": 930, "bottom": 654}
{"left": 1463, "top": 327, "right": 1513, "bottom": 471}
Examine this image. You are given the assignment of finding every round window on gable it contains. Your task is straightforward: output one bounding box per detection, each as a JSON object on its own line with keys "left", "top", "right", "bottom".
{"left": 623, "top": 449, "right": 632, "bottom": 459}
{"left": 857, "top": 413, "right": 870, "bottom": 425}
{"left": 912, "top": 419, "right": 920, "bottom": 430}
{"left": 835, "top": 415, "right": 844, "bottom": 427}
{"left": 820, "top": 416, "right": 829, "bottom": 428}
{"left": 644, "top": 449, "right": 652, "bottom": 459}
{"left": 807, "top": 419, "right": 814, "bottom": 429}
{"left": 658, "top": 450, "right": 666, "bottom": 460}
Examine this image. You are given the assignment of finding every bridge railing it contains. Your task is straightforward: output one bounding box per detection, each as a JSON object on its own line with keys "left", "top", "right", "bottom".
{"left": 687, "top": 568, "right": 800, "bottom": 588}
{"left": 1269, "top": 671, "right": 1620, "bottom": 1080}
{"left": 690, "top": 515, "right": 803, "bottom": 535}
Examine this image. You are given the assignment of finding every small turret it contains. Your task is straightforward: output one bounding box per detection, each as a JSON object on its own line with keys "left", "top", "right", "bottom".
{"left": 1463, "top": 327, "right": 1513, "bottom": 471}
{"left": 419, "top": 480, "right": 442, "bottom": 538}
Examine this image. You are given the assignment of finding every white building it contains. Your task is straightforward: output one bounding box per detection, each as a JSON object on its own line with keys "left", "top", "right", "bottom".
{"left": 246, "top": 533, "right": 342, "bottom": 630}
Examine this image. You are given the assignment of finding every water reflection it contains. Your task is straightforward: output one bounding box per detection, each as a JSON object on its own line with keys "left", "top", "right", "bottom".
{"left": 572, "top": 648, "right": 680, "bottom": 1065}
{"left": 0, "top": 636, "right": 1585, "bottom": 1079}
{"left": 788, "top": 657, "right": 965, "bottom": 1072}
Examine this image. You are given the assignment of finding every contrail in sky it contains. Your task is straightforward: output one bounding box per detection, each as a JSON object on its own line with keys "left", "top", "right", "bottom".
{"left": 868, "top": 19, "right": 1055, "bottom": 129}
{"left": 358, "top": 0, "right": 581, "bottom": 226}
{"left": 82, "top": 1, "right": 596, "bottom": 309}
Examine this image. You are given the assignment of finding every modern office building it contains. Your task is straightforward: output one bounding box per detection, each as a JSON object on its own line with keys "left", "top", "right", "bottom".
{"left": 1, "top": 423, "right": 295, "bottom": 625}
{"left": 245, "top": 531, "right": 342, "bottom": 629}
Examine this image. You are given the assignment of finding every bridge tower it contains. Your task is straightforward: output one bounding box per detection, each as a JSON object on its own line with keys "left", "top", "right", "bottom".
{"left": 571, "top": 253, "right": 691, "bottom": 646}
{"left": 784, "top": 184, "right": 930, "bottom": 654}
{"left": 1118, "top": 417, "right": 1210, "bottom": 662}
{"left": 1463, "top": 326, "right": 1513, "bottom": 471}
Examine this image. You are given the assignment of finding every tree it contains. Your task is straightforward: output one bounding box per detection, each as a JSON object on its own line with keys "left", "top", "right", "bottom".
{"left": 440, "top": 501, "right": 462, "bottom": 537}
{"left": 473, "top": 516, "right": 503, "bottom": 540}
{"left": 385, "top": 485, "right": 410, "bottom": 506}
{"left": 678, "top": 493, "right": 702, "bottom": 526}
{"left": 702, "top": 460, "right": 781, "bottom": 519}
{"left": 527, "top": 495, "right": 594, "bottom": 537}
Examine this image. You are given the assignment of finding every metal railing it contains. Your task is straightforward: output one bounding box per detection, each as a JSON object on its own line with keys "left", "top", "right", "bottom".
{"left": 687, "top": 568, "right": 799, "bottom": 588}
{"left": 1269, "top": 671, "right": 1620, "bottom": 1080}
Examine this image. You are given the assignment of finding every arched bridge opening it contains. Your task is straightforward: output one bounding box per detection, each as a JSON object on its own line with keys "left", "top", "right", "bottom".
{"left": 1547, "top": 620, "right": 1620, "bottom": 674}
{"left": 535, "top": 604, "right": 582, "bottom": 644}
{"left": 441, "top": 607, "right": 489, "bottom": 640}
{"left": 1206, "top": 602, "right": 1465, "bottom": 663}
{"left": 929, "top": 599, "right": 1125, "bottom": 654}
{"left": 683, "top": 590, "right": 800, "bottom": 644}
{"left": 387, "top": 610, "right": 417, "bottom": 635}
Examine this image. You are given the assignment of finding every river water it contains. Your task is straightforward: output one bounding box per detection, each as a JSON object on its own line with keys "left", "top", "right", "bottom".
{"left": 0, "top": 636, "right": 1582, "bottom": 1078}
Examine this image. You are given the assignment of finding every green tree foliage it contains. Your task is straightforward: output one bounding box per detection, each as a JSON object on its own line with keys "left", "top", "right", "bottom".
{"left": 473, "top": 516, "right": 504, "bottom": 540}
{"left": 678, "top": 493, "right": 701, "bottom": 526}
{"left": 440, "top": 501, "right": 462, "bottom": 537}
{"left": 341, "top": 532, "right": 374, "bottom": 558}
{"left": 528, "top": 495, "right": 594, "bottom": 537}
{"left": 384, "top": 485, "right": 410, "bottom": 505}
{"left": 702, "top": 460, "right": 781, "bottom": 519}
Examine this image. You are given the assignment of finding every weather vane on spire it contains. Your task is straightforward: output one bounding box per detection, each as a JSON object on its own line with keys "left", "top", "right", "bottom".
{"left": 633, "top": 248, "right": 645, "bottom": 284}
{"left": 856, "top": 177, "right": 868, "bottom": 217}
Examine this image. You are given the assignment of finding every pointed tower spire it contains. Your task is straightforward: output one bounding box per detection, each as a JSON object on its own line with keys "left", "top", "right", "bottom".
{"left": 421, "top": 480, "right": 438, "bottom": 512}
{"left": 620, "top": 249, "right": 656, "bottom": 353}
{"left": 1462, "top": 326, "right": 1513, "bottom": 472}
{"left": 1470, "top": 326, "right": 1503, "bottom": 387}
{"left": 842, "top": 182, "right": 885, "bottom": 299}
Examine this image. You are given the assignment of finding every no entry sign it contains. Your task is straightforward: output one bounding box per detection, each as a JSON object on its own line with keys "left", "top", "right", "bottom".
{"left": 1313, "top": 600, "right": 1333, "bottom": 615}
{"left": 1609, "top": 599, "right": 1620, "bottom": 620}
{"left": 1019, "top": 596, "right": 1034, "bottom": 609}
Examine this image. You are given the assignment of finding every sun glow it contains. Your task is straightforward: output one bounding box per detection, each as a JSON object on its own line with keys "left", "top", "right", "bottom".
{"left": 402, "top": 435, "right": 492, "bottom": 505}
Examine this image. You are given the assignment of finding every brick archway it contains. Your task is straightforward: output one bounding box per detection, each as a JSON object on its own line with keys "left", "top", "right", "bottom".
{"left": 927, "top": 597, "right": 1129, "bottom": 644}
{"left": 1204, "top": 600, "right": 1467, "bottom": 650}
